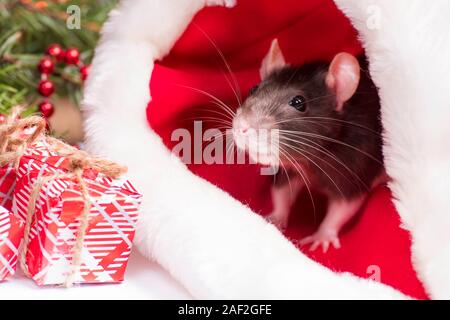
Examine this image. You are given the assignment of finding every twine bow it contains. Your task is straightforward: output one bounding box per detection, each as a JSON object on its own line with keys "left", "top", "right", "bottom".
{"left": 0, "top": 107, "right": 45, "bottom": 168}
{"left": 0, "top": 107, "right": 127, "bottom": 287}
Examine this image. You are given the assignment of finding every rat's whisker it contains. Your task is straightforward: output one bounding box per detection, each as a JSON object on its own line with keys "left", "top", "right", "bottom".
{"left": 202, "top": 106, "right": 235, "bottom": 122}
{"left": 304, "top": 117, "right": 380, "bottom": 135}
{"left": 274, "top": 117, "right": 380, "bottom": 135}
{"left": 281, "top": 136, "right": 351, "bottom": 177}
{"left": 197, "top": 128, "right": 231, "bottom": 149}
{"left": 284, "top": 141, "right": 355, "bottom": 190}
{"left": 270, "top": 142, "right": 294, "bottom": 197}
{"left": 194, "top": 24, "right": 242, "bottom": 107}
{"left": 272, "top": 118, "right": 331, "bottom": 131}
{"left": 280, "top": 138, "right": 365, "bottom": 195}
{"left": 275, "top": 150, "right": 294, "bottom": 198}
{"left": 208, "top": 100, "right": 237, "bottom": 119}
{"left": 209, "top": 98, "right": 236, "bottom": 119}
{"left": 279, "top": 130, "right": 382, "bottom": 164}
{"left": 222, "top": 71, "right": 243, "bottom": 109}
{"left": 280, "top": 135, "right": 369, "bottom": 191}
{"left": 274, "top": 143, "right": 294, "bottom": 197}
{"left": 186, "top": 116, "right": 232, "bottom": 128}
{"left": 176, "top": 84, "right": 236, "bottom": 118}
{"left": 209, "top": 128, "right": 230, "bottom": 139}
{"left": 278, "top": 147, "right": 316, "bottom": 217}
{"left": 279, "top": 141, "right": 346, "bottom": 199}
{"left": 189, "top": 115, "right": 232, "bottom": 124}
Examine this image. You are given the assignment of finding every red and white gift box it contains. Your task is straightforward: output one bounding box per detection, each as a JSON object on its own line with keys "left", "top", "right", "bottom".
{"left": 12, "top": 139, "right": 142, "bottom": 285}
{"left": 0, "top": 205, "right": 24, "bottom": 281}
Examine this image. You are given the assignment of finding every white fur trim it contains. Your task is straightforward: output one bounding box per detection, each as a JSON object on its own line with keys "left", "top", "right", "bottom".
{"left": 334, "top": 0, "right": 450, "bottom": 299}
{"left": 82, "top": 0, "right": 407, "bottom": 299}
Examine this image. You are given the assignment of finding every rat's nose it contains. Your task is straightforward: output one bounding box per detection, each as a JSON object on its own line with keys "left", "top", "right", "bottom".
{"left": 239, "top": 119, "right": 251, "bottom": 134}
{"left": 240, "top": 127, "right": 249, "bottom": 134}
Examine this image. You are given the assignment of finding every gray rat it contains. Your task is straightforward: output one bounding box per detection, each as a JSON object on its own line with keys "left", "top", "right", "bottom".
{"left": 232, "top": 39, "right": 385, "bottom": 252}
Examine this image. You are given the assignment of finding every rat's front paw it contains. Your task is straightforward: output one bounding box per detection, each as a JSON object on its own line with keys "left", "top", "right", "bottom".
{"left": 206, "top": 0, "right": 237, "bottom": 8}
{"left": 299, "top": 229, "right": 341, "bottom": 253}
{"left": 266, "top": 212, "right": 288, "bottom": 231}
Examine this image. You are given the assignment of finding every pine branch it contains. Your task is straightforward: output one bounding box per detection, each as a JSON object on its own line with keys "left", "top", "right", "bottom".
{"left": 0, "top": 0, "right": 117, "bottom": 115}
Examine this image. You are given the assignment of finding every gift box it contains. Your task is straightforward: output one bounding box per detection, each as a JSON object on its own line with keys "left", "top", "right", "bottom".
{"left": 13, "top": 139, "right": 142, "bottom": 285}
{"left": 0, "top": 205, "right": 24, "bottom": 281}
{"left": 1, "top": 108, "right": 42, "bottom": 212}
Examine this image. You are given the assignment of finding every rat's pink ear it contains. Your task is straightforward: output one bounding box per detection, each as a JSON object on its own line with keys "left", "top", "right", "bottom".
{"left": 326, "top": 53, "right": 361, "bottom": 111}
{"left": 260, "top": 39, "right": 287, "bottom": 80}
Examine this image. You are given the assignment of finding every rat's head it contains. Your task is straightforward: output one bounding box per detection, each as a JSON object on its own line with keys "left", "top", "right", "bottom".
{"left": 232, "top": 39, "right": 361, "bottom": 166}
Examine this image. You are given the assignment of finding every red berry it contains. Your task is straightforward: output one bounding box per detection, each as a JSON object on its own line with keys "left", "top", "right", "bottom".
{"left": 0, "top": 114, "right": 6, "bottom": 124}
{"left": 38, "top": 80, "right": 54, "bottom": 97}
{"left": 38, "top": 101, "right": 54, "bottom": 118}
{"left": 38, "top": 57, "right": 54, "bottom": 74}
{"left": 79, "top": 64, "right": 90, "bottom": 81}
{"left": 65, "top": 48, "right": 80, "bottom": 65}
{"left": 46, "top": 44, "right": 65, "bottom": 61}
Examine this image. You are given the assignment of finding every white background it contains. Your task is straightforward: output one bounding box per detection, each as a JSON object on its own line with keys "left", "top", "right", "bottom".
{"left": 0, "top": 251, "right": 191, "bottom": 299}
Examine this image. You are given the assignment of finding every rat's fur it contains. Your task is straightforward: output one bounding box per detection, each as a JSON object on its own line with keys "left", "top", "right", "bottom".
{"left": 233, "top": 51, "right": 383, "bottom": 250}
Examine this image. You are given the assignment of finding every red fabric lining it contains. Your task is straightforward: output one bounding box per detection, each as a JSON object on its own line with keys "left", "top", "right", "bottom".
{"left": 147, "top": 0, "right": 427, "bottom": 299}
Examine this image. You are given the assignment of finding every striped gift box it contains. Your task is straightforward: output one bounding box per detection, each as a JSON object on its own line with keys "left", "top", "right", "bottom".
{"left": 0, "top": 205, "right": 24, "bottom": 281}
{"left": 12, "top": 139, "right": 142, "bottom": 285}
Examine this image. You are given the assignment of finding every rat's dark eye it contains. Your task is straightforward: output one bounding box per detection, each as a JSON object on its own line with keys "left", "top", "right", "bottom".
{"left": 289, "top": 95, "right": 307, "bottom": 112}
{"left": 249, "top": 85, "right": 258, "bottom": 95}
